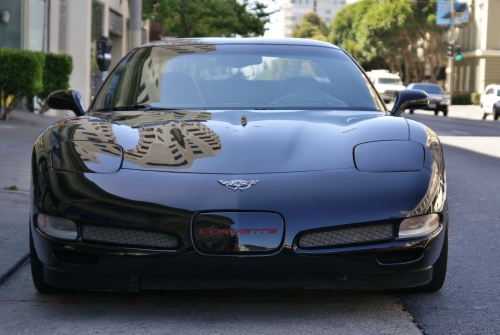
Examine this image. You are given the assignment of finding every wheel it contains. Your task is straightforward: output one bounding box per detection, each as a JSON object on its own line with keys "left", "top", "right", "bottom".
{"left": 409, "top": 110, "right": 414, "bottom": 114}
{"left": 494, "top": 106, "right": 499, "bottom": 121}
{"left": 481, "top": 104, "right": 488, "bottom": 119}
{"left": 30, "top": 230, "right": 62, "bottom": 294}
{"left": 385, "top": 219, "right": 448, "bottom": 293}
{"left": 434, "top": 109, "right": 439, "bottom": 116}
{"left": 442, "top": 108, "right": 448, "bottom": 117}
{"left": 416, "top": 224, "right": 448, "bottom": 292}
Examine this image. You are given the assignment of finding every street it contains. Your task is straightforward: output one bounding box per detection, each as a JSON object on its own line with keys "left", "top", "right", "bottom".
{"left": 0, "top": 106, "right": 499, "bottom": 334}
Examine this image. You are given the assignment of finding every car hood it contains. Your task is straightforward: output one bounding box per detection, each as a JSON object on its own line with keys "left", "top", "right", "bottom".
{"left": 66, "top": 110, "right": 409, "bottom": 174}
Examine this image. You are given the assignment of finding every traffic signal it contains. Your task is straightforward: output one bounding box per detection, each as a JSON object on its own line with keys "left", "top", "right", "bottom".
{"left": 446, "top": 43, "right": 454, "bottom": 58}
{"left": 455, "top": 45, "right": 462, "bottom": 61}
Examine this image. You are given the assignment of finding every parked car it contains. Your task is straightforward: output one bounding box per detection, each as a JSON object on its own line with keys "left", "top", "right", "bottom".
{"left": 30, "top": 38, "right": 447, "bottom": 294}
{"left": 480, "top": 84, "right": 500, "bottom": 120}
{"left": 366, "top": 70, "right": 406, "bottom": 103}
{"left": 406, "top": 83, "right": 450, "bottom": 116}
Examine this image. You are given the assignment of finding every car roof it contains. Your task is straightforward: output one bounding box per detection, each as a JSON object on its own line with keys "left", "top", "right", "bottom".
{"left": 140, "top": 37, "right": 340, "bottom": 50}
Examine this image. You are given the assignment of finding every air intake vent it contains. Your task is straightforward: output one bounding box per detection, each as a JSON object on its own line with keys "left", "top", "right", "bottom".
{"left": 82, "top": 224, "right": 178, "bottom": 249}
{"left": 298, "top": 224, "right": 393, "bottom": 248}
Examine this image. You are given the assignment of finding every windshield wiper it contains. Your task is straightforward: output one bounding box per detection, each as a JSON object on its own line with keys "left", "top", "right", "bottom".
{"left": 96, "top": 104, "right": 179, "bottom": 112}
{"left": 254, "top": 108, "right": 274, "bottom": 110}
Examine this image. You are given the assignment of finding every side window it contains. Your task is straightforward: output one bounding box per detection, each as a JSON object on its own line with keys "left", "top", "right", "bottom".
{"left": 486, "top": 88, "right": 493, "bottom": 95}
{"left": 496, "top": 89, "right": 500, "bottom": 97}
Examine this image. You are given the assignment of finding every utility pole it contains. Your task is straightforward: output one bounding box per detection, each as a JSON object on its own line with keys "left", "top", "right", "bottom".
{"left": 447, "top": 0, "right": 455, "bottom": 104}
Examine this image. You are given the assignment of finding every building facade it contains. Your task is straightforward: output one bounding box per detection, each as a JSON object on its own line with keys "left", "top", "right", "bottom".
{"left": 450, "top": 0, "right": 500, "bottom": 94}
{"left": 282, "top": 0, "right": 347, "bottom": 37}
{"left": 0, "top": 0, "right": 149, "bottom": 114}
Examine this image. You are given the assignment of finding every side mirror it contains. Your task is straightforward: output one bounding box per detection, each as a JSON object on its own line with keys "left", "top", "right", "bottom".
{"left": 390, "top": 89, "right": 429, "bottom": 116}
{"left": 47, "top": 90, "right": 85, "bottom": 116}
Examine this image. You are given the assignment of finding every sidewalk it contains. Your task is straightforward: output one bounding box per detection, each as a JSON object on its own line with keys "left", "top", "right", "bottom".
{"left": 0, "top": 110, "right": 65, "bottom": 284}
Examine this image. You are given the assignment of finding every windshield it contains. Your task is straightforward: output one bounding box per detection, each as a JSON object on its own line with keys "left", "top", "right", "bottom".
{"left": 378, "top": 78, "right": 403, "bottom": 86}
{"left": 412, "top": 84, "right": 445, "bottom": 94}
{"left": 91, "top": 43, "right": 384, "bottom": 112}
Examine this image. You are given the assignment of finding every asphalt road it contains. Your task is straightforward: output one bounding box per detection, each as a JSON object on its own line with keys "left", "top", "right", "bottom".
{"left": 0, "top": 108, "right": 499, "bottom": 334}
{"left": 400, "top": 111, "right": 500, "bottom": 335}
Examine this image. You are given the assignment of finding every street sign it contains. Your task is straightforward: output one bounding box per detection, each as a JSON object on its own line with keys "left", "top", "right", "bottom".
{"left": 436, "top": 1, "right": 469, "bottom": 27}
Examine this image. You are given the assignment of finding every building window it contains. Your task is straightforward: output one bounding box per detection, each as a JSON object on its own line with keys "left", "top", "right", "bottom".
{"left": 340, "top": 0, "right": 346, "bottom": 4}
{"left": 291, "top": 16, "right": 297, "bottom": 21}
{"left": 27, "top": 0, "right": 49, "bottom": 52}
{"left": 326, "top": 9, "right": 331, "bottom": 14}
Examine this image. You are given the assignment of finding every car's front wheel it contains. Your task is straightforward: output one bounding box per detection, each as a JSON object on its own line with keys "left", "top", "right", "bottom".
{"left": 30, "top": 230, "right": 62, "bottom": 294}
{"left": 416, "top": 225, "right": 448, "bottom": 292}
{"left": 494, "top": 106, "right": 499, "bottom": 120}
{"left": 481, "top": 104, "right": 488, "bottom": 119}
{"left": 434, "top": 109, "right": 439, "bottom": 116}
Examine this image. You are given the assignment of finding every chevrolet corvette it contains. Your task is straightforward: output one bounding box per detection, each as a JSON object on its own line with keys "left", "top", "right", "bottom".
{"left": 30, "top": 38, "right": 447, "bottom": 293}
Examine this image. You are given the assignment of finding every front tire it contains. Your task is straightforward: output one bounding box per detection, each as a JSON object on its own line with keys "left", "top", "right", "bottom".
{"left": 409, "top": 110, "right": 414, "bottom": 114}
{"left": 434, "top": 109, "right": 439, "bottom": 116}
{"left": 494, "top": 106, "right": 499, "bottom": 120}
{"left": 30, "top": 231, "right": 62, "bottom": 294}
{"left": 481, "top": 104, "right": 488, "bottom": 119}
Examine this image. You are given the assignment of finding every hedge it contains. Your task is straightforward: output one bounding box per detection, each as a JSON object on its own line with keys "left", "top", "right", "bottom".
{"left": 452, "top": 93, "right": 472, "bottom": 105}
{"left": 0, "top": 48, "right": 45, "bottom": 120}
{"left": 37, "top": 53, "right": 73, "bottom": 113}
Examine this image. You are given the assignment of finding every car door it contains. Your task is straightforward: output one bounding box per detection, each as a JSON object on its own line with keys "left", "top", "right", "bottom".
{"left": 484, "top": 88, "right": 494, "bottom": 111}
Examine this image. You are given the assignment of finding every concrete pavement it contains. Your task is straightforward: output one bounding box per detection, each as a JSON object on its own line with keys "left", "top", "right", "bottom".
{"left": 0, "top": 110, "right": 64, "bottom": 284}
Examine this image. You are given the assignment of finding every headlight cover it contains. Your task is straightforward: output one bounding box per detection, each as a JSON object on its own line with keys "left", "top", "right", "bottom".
{"left": 354, "top": 140, "right": 424, "bottom": 172}
{"left": 37, "top": 214, "right": 78, "bottom": 240}
{"left": 399, "top": 214, "right": 440, "bottom": 239}
{"left": 51, "top": 141, "right": 123, "bottom": 173}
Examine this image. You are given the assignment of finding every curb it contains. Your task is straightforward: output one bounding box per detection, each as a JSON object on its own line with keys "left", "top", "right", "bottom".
{"left": 0, "top": 190, "right": 30, "bottom": 195}
{"left": 0, "top": 253, "right": 29, "bottom": 286}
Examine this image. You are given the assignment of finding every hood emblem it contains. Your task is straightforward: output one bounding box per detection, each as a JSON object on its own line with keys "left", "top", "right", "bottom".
{"left": 218, "top": 179, "right": 259, "bottom": 191}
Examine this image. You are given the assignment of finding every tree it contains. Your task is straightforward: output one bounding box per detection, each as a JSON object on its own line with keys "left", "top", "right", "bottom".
{"left": 292, "top": 12, "right": 329, "bottom": 41}
{"left": 143, "top": 0, "right": 276, "bottom": 38}
{"left": 0, "top": 49, "right": 45, "bottom": 121}
{"left": 329, "top": 0, "right": 446, "bottom": 84}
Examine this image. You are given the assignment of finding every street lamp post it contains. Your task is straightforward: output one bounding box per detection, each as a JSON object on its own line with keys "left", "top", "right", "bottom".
{"left": 448, "top": 0, "right": 455, "bottom": 104}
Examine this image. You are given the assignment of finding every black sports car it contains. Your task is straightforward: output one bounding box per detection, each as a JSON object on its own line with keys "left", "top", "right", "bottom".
{"left": 30, "top": 38, "right": 447, "bottom": 293}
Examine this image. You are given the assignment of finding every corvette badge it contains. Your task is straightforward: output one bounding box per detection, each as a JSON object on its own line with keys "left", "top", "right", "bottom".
{"left": 218, "top": 179, "right": 259, "bottom": 191}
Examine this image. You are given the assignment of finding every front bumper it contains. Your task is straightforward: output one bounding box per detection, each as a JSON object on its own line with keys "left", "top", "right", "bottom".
{"left": 31, "top": 218, "right": 446, "bottom": 291}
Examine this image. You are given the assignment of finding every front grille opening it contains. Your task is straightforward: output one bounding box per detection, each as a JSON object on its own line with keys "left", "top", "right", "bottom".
{"left": 82, "top": 224, "right": 179, "bottom": 249}
{"left": 298, "top": 223, "right": 394, "bottom": 248}
{"left": 54, "top": 250, "right": 100, "bottom": 264}
{"left": 377, "top": 248, "right": 424, "bottom": 264}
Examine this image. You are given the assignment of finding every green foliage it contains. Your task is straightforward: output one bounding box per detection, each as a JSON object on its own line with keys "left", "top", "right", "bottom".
{"left": 37, "top": 53, "right": 73, "bottom": 113}
{"left": 329, "top": 0, "right": 446, "bottom": 84}
{"left": 143, "top": 0, "right": 275, "bottom": 38}
{"left": 470, "top": 92, "right": 480, "bottom": 105}
{"left": 3, "top": 185, "right": 19, "bottom": 191}
{"left": 292, "top": 12, "right": 329, "bottom": 41}
{"left": 0, "top": 48, "right": 45, "bottom": 120}
{"left": 452, "top": 93, "right": 472, "bottom": 105}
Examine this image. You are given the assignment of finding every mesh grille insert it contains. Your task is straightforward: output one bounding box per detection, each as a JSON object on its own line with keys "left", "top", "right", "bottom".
{"left": 298, "top": 224, "right": 393, "bottom": 248}
{"left": 82, "top": 224, "right": 178, "bottom": 249}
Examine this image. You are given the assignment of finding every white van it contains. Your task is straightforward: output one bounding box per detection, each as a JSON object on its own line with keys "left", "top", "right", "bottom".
{"left": 366, "top": 70, "right": 406, "bottom": 102}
